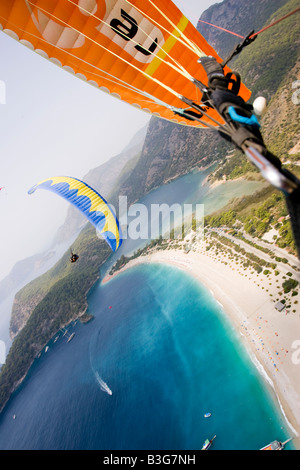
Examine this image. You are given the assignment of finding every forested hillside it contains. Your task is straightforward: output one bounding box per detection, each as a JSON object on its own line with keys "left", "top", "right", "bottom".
{"left": 0, "top": 226, "right": 111, "bottom": 412}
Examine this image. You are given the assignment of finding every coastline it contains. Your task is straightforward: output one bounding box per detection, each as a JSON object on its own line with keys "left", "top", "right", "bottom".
{"left": 102, "top": 246, "right": 300, "bottom": 448}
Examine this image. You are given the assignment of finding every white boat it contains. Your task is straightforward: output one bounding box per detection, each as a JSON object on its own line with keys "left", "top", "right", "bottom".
{"left": 101, "top": 382, "right": 113, "bottom": 396}
{"left": 67, "top": 332, "right": 75, "bottom": 343}
{"left": 201, "top": 435, "right": 216, "bottom": 450}
{"left": 95, "top": 372, "right": 112, "bottom": 395}
{"left": 260, "top": 438, "right": 293, "bottom": 450}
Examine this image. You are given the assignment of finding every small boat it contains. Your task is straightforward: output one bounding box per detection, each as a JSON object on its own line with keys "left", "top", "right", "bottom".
{"left": 13, "top": 414, "right": 16, "bottom": 420}
{"left": 201, "top": 435, "right": 216, "bottom": 450}
{"left": 260, "top": 438, "right": 293, "bottom": 450}
{"left": 95, "top": 372, "right": 112, "bottom": 395}
{"left": 45, "top": 346, "right": 49, "bottom": 353}
{"left": 204, "top": 412, "right": 211, "bottom": 418}
{"left": 67, "top": 332, "right": 75, "bottom": 343}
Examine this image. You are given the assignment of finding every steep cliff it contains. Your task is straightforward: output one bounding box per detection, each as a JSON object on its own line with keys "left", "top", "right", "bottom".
{"left": 197, "top": 0, "right": 287, "bottom": 60}
{"left": 114, "top": 117, "right": 230, "bottom": 206}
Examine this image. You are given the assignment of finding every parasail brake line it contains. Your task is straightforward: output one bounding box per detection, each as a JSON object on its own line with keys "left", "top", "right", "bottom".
{"left": 124, "top": 0, "right": 206, "bottom": 58}
{"left": 67, "top": 0, "right": 192, "bottom": 81}
{"left": 26, "top": 0, "right": 225, "bottom": 128}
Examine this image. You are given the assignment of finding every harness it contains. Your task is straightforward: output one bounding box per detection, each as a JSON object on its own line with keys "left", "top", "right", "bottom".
{"left": 172, "top": 31, "right": 300, "bottom": 258}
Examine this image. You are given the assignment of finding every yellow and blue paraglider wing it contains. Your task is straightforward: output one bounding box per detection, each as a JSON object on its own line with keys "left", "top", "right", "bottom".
{"left": 28, "top": 176, "right": 122, "bottom": 251}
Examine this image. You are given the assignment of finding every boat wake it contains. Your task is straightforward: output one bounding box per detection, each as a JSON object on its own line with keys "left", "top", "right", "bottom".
{"left": 95, "top": 371, "right": 112, "bottom": 395}
{"left": 89, "top": 329, "right": 112, "bottom": 395}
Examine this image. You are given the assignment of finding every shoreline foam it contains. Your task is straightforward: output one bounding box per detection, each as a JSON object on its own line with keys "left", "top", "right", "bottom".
{"left": 102, "top": 246, "right": 300, "bottom": 448}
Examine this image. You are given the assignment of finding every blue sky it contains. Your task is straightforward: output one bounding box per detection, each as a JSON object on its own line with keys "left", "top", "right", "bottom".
{"left": 0, "top": 0, "right": 222, "bottom": 281}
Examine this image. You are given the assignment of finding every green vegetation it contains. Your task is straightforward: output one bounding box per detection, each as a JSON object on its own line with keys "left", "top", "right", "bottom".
{"left": 233, "top": 0, "right": 300, "bottom": 99}
{"left": 202, "top": 0, "right": 287, "bottom": 60}
{"left": 208, "top": 231, "right": 276, "bottom": 272}
{"left": 0, "top": 225, "right": 111, "bottom": 412}
{"left": 282, "top": 278, "right": 298, "bottom": 294}
{"left": 210, "top": 152, "right": 258, "bottom": 182}
{"left": 206, "top": 209, "right": 237, "bottom": 228}
{"left": 79, "top": 313, "right": 94, "bottom": 324}
{"left": 205, "top": 186, "right": 297, "bottom": 255}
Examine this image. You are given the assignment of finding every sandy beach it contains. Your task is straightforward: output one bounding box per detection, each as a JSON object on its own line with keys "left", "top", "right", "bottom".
{"left": 103, "top": 241, "right": 300, "bottom": 448}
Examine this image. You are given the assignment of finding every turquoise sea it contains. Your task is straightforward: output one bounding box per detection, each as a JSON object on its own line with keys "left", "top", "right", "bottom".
{"left": 0, "top": 263, "right": 292, "bottom": 449}
{"left": 0, "top": 169, "right": 293, "bottom": 450}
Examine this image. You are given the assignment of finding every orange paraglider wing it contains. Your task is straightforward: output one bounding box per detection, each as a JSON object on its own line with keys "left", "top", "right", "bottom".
{"left": 0, "top": 0, "right": 250, "bottom": 127}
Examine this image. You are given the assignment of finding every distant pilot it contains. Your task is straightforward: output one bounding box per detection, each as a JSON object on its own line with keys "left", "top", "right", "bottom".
{"left": 70, "top": 253, "right": 79, "bottom": 263}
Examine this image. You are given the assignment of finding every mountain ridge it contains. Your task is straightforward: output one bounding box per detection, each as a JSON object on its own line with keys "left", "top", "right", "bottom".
{"left": 0, "top": 124, "right": 148, "bottom": 306}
